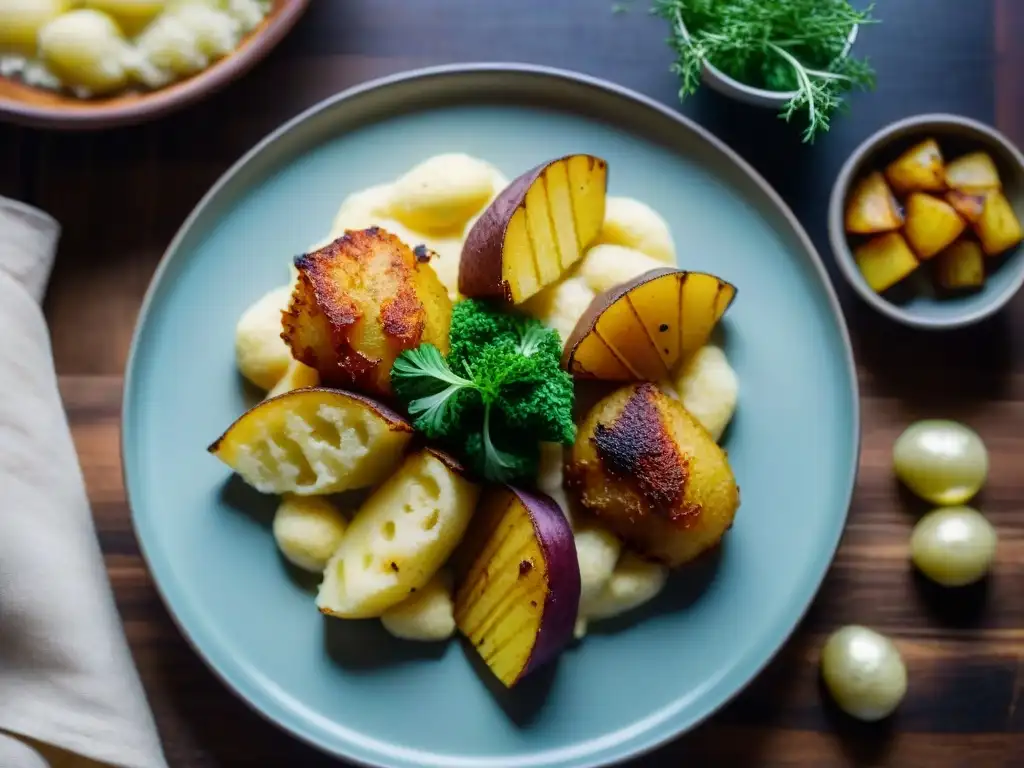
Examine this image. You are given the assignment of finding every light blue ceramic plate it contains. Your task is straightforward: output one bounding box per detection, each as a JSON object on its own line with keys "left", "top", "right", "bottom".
{"left": 123, "top": 64, "right": 860, "bottom": 768}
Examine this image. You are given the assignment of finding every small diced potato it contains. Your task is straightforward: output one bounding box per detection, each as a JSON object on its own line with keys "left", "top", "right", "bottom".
{"left": 945, "top": 190, "right": 987, "bottom": 224}
{"left": 974, "top": 190, "right": 1024, "bottom": 256}
{"left": 903, "top": 192, "right": 966, "bottom": 260}
{"left": 885, "top": 138, "right": 945, "bottom": 196}
{"left": 945, "top": 151, "right": 1001, "bottom": 193}
{"left": 844, "top": 171, "right": 903, "bottom": 234}
{"left": 854, "top": 232, "right": 920, "bottom": 293}
{"left": 934, "top": 239, "right": 985, "bottom": 291}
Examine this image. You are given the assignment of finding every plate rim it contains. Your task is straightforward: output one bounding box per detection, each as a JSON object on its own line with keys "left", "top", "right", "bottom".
{"left": 121, "top": 62, "right": 861, "bottom": 768}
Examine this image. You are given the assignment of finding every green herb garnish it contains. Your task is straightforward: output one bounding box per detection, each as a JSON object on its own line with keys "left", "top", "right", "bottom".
{"left": 654, "top": 0, "right": 878, "bottom": 142}
{"left": 391, "top": 299, "right": 576, "bottom": 484}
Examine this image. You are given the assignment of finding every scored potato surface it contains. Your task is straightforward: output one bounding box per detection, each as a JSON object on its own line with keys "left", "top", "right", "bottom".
{"left": 209, "top": 388, "right": 413, "bottom": 495}
{"left": 317, "top": 450, "right": 480, "bottom": 619}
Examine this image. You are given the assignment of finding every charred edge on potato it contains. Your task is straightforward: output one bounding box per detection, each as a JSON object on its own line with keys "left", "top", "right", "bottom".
{"left": 589, "top": 383, "right": 697, "bottom": 525}
{"left": 282, "top": 228, "right": 429, "bottom": 389}
{"left": 206, "top": 386, "right": 414, "bottom": 454}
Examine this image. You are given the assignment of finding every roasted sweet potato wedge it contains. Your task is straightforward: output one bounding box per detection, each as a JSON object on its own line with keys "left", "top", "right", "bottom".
{"left": 562, "top": 268, "right": 736, "bottom": 381}
{"left": 459, "top": 155, "right": 608, "bottom": 303}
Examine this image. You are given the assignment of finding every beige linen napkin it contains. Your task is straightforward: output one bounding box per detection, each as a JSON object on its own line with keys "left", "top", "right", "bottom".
{"left": 0, "top": 198, "right": 167, "bottom": 768}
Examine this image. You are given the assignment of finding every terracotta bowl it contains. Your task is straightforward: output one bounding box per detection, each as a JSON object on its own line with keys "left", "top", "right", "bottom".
{"left": 0, "top": 0, "right": 309, "bottom": 130}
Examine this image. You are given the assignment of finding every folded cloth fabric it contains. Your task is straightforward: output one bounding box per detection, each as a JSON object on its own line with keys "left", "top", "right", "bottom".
{"left": 0, "top": 198, "right": 168, "bottom": 768}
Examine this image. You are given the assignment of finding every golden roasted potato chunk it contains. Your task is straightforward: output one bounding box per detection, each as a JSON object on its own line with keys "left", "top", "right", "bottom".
{"left": 974, "top": 190, "right": 1024, "bottom": 256}
{"left": 844, "top": 171, "right": 903, "bottom": 234}
{"left": 903, "top": 192, "right": 966, "bottom": 260}
{"left": 854, "top": 232, "right": 919, "bottom": 293}
{"left": 566, "top": 383, "right": 739, "bottom": 568}
{"left": 884, "top": 138, "right": 945, "bottom": 195}
{"left": 283, "top": 227, "right": 452, "bottom": 396}
{"left": 934, "top": 239, "right": 985, "bottom": 291}
{"left": 945, "top": 151, "right": 1001, "bottom": 193}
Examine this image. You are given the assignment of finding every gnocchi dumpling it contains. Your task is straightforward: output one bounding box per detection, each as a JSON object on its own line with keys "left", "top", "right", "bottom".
{"left": 673, "top": 344, "right": 738, "bottom": 442}
{"left": 272, "top": 494, "right": 348, "bottom": 573}
{"left": 317, "top": 449, "right": 481, "bottom": 619}
{"left": 329, "top": 183, "right": 395, "bottom": 236}
{"left": 573, "top": 524, "right": 621, "bottom": 639}
{"left": 521, "top": 276, "right": 597, "bottom": 342}
{"left": 265, "top": 358, "right": 319, "bottom": 399}
{"left": 577, "top": 244, "right": 665, "bottom": 294}
{"left": 594, "top": 197, "right": 677, "bottom": 264}
{"left": 391, "top": 154, "right": 497, "bottom": 233}
{"left": 381, "top": 570, "right": 456, "bottom": 642}
{"left": 235, "top": 284, "right": 293, "bottom": 391}
{"left": 584, "top": 552, "right": 668, "bottom": 622}
{"left": 38, "top": 8, "right": 130, "bottom": 94}
{"left": 0, "top": 0, "right": 69, "bottom": 54}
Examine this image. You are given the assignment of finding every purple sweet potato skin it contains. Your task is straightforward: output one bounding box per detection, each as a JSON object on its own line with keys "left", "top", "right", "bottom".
{"left": 458, "top": 166, "right": 543, "bottom": 302}
{"left": 511, "top": 486, "right": 581, "bottom": 682}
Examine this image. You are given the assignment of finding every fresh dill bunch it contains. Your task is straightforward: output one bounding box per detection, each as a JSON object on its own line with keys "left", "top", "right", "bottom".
{"left": 653, "top": 0, "right": 878, "bottom": 142}
{"left": 391, "top": 300, "right": 575, "bottom": 484}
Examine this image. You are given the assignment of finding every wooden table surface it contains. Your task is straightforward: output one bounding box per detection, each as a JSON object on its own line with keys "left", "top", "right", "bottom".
{"left": 2, "top": 1, "right": 1023, "bottom": 766}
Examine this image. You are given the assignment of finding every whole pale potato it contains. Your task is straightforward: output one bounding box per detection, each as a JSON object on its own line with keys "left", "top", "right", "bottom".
{"left": 235, "top": 284, "right": 293, "bottom": 391}
{"left": 39, "top": 8, "right": 131, "bottom": 94}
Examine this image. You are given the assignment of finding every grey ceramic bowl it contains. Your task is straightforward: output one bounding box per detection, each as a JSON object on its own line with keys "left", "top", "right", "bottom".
{"left": 673, "top": 13, "right": 858, "bottom": 108}
{"left": 829, "top": 114, "right": 1024, "bottom": 329}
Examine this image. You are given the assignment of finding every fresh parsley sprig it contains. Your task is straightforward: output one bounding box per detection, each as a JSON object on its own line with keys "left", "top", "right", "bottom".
{"left": 391, "top": 300, "right": 576, "bottom": 484}
{"left": 653, "top": 0, "right": 878, "bottom": 142}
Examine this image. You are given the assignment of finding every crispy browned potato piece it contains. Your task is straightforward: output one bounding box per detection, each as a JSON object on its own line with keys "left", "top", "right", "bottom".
{"left": 974, "top": 190, "right": 1024, "bottom": 256}
{"left": 282, "top": 227, "right": 452, "bottom": 396}
{"left": 934, "top": 239, "right": 985, "bottom": 291}
{"left": 854, "top": 232, "right": 920, "bottom": 293}
{"left": 844, "top": 171, "right": 903, "bottom": 234}
{"left": 566, "top": 382, "right": 739, "bottom": 568}
{"left": 903, "top": 192, "right": 966, "bottom": 260}
{"left": 884, "top": 138, "right": 945, "bottom": 196}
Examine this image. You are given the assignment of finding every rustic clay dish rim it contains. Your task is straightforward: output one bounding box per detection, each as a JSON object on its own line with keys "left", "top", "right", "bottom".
{"left": 121, "top": 62, "right": 861, "bottom": 768}
{"left": 828, "top": 113, "right": 1024, "bottom": 330}
{"left": 0, "top": 0, "right": 310, "bottom": 130}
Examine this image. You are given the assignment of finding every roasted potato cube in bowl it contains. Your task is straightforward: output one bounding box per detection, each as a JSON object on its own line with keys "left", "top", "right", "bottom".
{"left": 830, "top": 114, "right": 1024, "bottom": 329}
